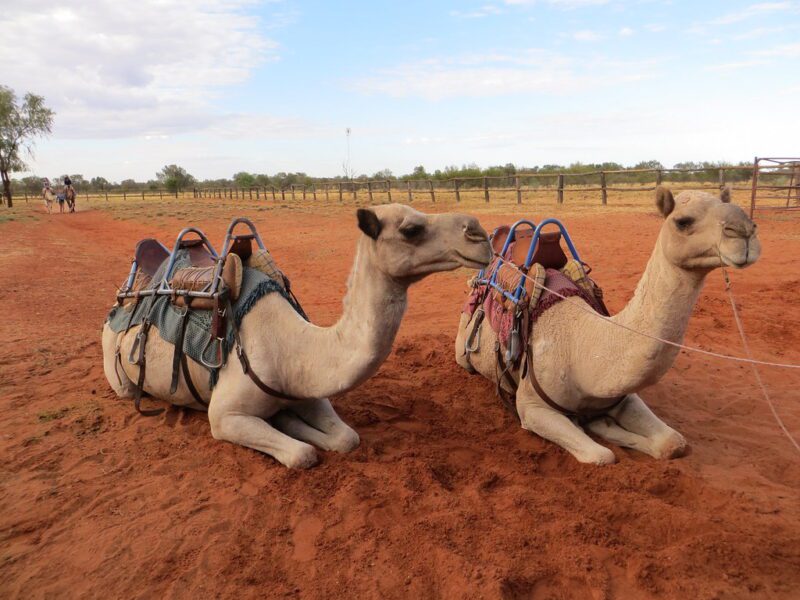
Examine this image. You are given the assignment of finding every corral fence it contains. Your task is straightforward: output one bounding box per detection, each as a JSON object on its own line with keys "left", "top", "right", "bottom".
{"left": 189, "top": 158, "right": 799, "bottom": 214}
{"left": 14, "top": 158, "right": 798, "bottom": 214}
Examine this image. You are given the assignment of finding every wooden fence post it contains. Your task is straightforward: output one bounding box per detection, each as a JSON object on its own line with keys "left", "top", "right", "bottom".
{"left": 656, "top": 169, "right": 663, "bottom": 186}
{"left": 303, "top": 185, "right": 307, "bottom": 201}
{"left": 160, "top": 190, "right": 163, "bottom": 200}
{"left": 386, "top": 180, "right": 392, "bottom": 203}
{"left": 325, "top": 184, "right": 330, "bottom": 202}
{"left": 312, "top": 185, "right": 317, "bottom": 202}
{"left": 291, "top": 185, "right": 296, "bottom": 201}
{"left": 455, "top": 179, "right": 461, "bottom": 203}
{"left": 515, "top": 176, "right": 521, "bottom": 205}
{"left": 105, "top": 191, "right": 108, "bottom": 202}
{"left": 256, "top": 188, "right": 260, "bottom": 200}
{"left": 281, "top": 188, "right": 286, "bottom": 202}
{"left": 483, "top": 177, "right": 489, "bottom": 203}
{"left": 367, "top": 180, "right": 373, "bottom": 203}
{"left": 271, "top": 187, "right": 277, "bottom": 201}
{"left": 407, "top": 181, "right": 412, "bottom": 203}
{"left": 249, "top": 188, "right": 253, "bottom": 200}
{"left": 352, "top": 182, "right": 357, "bottom": 202}
{"left": 24, "top": 192, "right": 28, "bottom": 203}
{"left": 600, "top": 171, "right": 607, "bottom": 205}
{"left": 557, "top": 174, "right": 564, "bottom": 204}
{"left": 123, "top": 192, "right": 127, "bottom": 201}
{"left": 142, "top": 191, "right": 145, "bottom": 201}
{"left": 429, "top": 180, "right": 435, "bottom": 203}
{"left": 338, "top": 182, "right": 343, "bottom": 202}
{"left": 749, "top": 157, "right": 759, "bottom": 218}
{"left": 718, "top": 168, "right": 725, "bottom": 190}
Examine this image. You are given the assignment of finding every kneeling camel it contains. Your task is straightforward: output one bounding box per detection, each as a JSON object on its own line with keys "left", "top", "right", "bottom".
{"left": 103, "top": 205, "right": 492, "bottom": 468}
{"left": 456, "top": 187, "right": 760, "bottom": 464}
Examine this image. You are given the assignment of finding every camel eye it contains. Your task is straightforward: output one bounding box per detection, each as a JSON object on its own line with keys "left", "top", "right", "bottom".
{"left": 399, "top": 223, "right": 425, "bottom": 239}
{"left": 674, "top": 217, "right": 694, "bottom": 231}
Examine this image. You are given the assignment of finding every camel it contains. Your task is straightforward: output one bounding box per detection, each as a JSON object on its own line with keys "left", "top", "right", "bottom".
{"left": 103, "top": 204, "right": 492, "bottom": 468}
{"left": 42, "top": 187, "right": 54, "bottom": 214}
{"left": 455, "top": 187, "right": 761, "bottom": 464}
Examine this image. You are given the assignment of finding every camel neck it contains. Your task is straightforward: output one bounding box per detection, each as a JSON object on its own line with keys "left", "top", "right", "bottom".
{"left": 274, "top": 238, "right": 408, "bottom": 399}
{"left": 608, "top": 236, "right": 707, "bottom": 386}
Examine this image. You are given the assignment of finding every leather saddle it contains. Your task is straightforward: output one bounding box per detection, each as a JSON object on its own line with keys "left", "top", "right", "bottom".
{"left": 491, "top": 226, "right": 568, "bottom": 270}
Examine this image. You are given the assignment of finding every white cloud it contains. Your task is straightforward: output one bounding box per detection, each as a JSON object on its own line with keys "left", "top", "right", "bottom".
{"left": 705, "top": 59, "right": 768, "bottom": 71}
{"left": 754, "top": 42, "right": 800, "bottom": 57}
{"left": 504, "top": 0, "right": 611, "bottom": 7}
{"left": 619, "top": 26, "right": 634, "bottom": 36}
{"left": 572, "top": 29, "right": 605, "bottom": 41}
{"left": 644, "top": 23, "right": 666, "bottom": 32}
{"left": 352, "top": 51, "right": 654, "bottom": 100}
{"left": 451, "top": 4, "right": 505, "bottom": 18}
{"left": 0, "top": 0, "right": 295, "bottom": 140}
{"left": 711, "top": 1, "right": 794, "bottom": 25}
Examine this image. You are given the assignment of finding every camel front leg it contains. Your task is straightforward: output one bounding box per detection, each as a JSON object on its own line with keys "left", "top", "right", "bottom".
{"left": 208, "top": 394, "right": 318, "bottom": 469}
{"left": 606, "top": 394, "right": 687, "bottom": 459}
{"left": 516, "top": 384, "right": 616, "bottom": 465}
{"left": 283, "top": 398, "right": 360, "bottom": 453}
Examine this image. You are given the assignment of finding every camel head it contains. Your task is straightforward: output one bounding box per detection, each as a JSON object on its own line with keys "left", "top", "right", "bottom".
{"left": 356, "top": 203, "right": 492, "bottom": 282}
{"left": 655, "top": 186, "right": 760, "bottom": 272}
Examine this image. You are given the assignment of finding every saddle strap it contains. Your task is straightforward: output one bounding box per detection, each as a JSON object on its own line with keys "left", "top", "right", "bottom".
{"left": 226, "top": 299, "right": 310, "bottom": 402}
{"left": 170, "top": 304, "right": 192, "bottom": 395}
{"left": 133, "top": 321, "right": 165, "bottom": 417}
{"left": 524, "top": 351, "right": 625, "bottom": 420}
{"left": 181, "top": 354, "right": 207, "bottom": 407}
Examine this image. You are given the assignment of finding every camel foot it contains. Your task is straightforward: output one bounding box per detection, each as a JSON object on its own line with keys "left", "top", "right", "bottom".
{"left": 329, "top": 427, "right": 360, "bottom": 453}
{"left": 571, "top": 444, "right": 617, "bottom": 465}
{"left": 285, "top": 445, "right": 320, "bottom": 469}
{"left": 653, "top": 431, "right": 687, "bottom": 460}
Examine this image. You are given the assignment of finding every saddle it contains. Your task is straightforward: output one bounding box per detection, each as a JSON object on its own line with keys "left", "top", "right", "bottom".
{"left": 113, "top": 217, "right": 305, "bottom": 417}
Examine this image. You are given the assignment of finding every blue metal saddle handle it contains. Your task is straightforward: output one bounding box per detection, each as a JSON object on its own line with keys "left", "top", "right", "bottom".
{"left": 486, "top": 218, "right": 588, "bottom": 306}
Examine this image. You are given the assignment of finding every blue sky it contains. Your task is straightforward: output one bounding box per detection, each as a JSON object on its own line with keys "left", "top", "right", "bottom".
{"left": 3, "top": 0, "right": 799, "bottom": 181}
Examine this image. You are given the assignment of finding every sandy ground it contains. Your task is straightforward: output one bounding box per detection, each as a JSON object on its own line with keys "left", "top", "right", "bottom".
{"left": 1, "top": 196, "right": 799, "bottom": 599}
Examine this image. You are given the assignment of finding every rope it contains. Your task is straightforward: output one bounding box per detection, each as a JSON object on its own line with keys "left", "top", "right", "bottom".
{"left": 721, "top": 268, "right": 800, "bottom": 453}
{"left": 493, "top": 256, "right": 800, "bottom": 369}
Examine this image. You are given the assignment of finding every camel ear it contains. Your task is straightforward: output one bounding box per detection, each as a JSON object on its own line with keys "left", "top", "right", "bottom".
{"left": 655, "top": 186, "right": 675, "bottom": 218}
{"left": 357, "top": 208, "right": 382, "bottom": 240}
{"left": 720, "top": 184, "right": 732, "bottom": 204}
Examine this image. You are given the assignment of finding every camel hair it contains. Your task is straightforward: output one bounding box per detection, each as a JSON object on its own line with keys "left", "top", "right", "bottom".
{"left": 455, "top": 186, "right": 761, "bottom": 464}
{"left": 103, "top": 204, "right": 492, "bottom": 468}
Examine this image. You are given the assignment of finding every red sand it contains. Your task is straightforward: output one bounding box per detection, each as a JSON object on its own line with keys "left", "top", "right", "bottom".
{"left": 1, "top": 206, "right": 799, "bottom": 599}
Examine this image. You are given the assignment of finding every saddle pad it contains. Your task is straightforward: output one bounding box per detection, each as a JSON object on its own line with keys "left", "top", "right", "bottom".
{"left": 171, "top": 254, "right": 243, "bottom": 308}
{"left": 491, "top": 262, "right": 545, "bottom": 310}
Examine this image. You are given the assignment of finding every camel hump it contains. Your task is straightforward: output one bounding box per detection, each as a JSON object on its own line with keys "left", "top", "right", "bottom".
{"left": 655, "top": 186, "right": 675, "bottom": 217}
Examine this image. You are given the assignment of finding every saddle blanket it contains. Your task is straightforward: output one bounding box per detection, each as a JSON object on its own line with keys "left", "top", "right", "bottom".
{"left": 463, "top": 267, "right": 607, "bottom": 351}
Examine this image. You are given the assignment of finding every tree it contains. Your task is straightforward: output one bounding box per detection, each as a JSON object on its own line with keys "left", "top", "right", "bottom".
{"left": 233, "top": 171, "right": 256, "bottom": 188}
{"left": 156, "top": 164, "right": 195, "bottom": 194}
{"left": 0, "top": 86, "right": 54, "bottom": 207}
{"left": 90, "top": 176, "right": 109, "bottom": 190}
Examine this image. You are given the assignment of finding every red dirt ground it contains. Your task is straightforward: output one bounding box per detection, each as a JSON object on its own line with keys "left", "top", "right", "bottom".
{"left": 1, "top": 204, "right": 799, "bottom": 599}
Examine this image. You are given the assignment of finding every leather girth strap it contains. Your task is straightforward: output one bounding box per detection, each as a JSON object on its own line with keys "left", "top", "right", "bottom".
{"left": 132, "top": 320, "right": 164, "bottom": 417}
{"left": 523, "top": 351, "right": 626, "bottom": 420}
{"left": 170, "top": 300, "right": 207, "bottom": 407}
{"left": 226, "top": 299, "right": 310, "bottom": 402}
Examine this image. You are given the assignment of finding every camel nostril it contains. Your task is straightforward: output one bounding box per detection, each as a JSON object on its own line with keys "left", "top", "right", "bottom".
{"left": 723, "top": 225, "right": 747, "bottom": 238}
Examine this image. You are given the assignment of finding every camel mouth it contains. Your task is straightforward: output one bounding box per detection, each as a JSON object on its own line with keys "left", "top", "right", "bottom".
{"left": 454, "top": 249, "right": 491, "bottom": 269}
